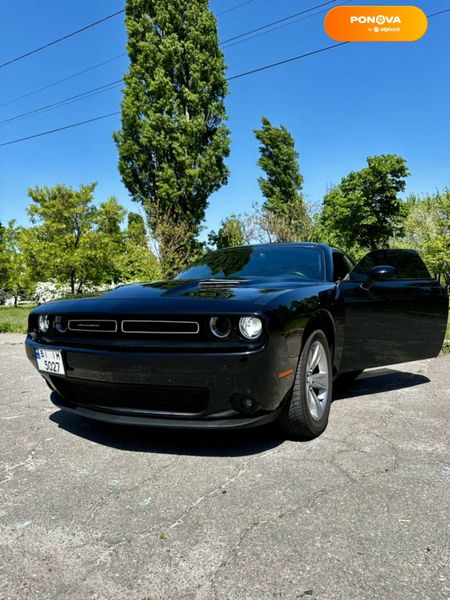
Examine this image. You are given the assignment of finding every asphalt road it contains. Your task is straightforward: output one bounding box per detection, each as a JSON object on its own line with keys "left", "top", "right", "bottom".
{"left": 0, "top": 333, "right": 449, "bottom": 600}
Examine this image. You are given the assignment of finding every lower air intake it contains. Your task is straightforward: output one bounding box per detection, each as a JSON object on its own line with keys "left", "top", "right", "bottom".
{"left": 52, "top": 378, "right": 209, "bottom": 415}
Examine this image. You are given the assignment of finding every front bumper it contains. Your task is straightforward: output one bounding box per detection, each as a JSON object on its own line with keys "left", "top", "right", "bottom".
{"left": 25, "top": 335, "right": 295, "bottom": 428}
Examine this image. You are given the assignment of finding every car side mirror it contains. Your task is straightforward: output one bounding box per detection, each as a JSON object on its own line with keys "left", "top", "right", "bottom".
{"left": 370, "top": 265, "right": 397, "bottom": 281}
{"left": 361, "top": 265, "right": 397, "bottom": 290}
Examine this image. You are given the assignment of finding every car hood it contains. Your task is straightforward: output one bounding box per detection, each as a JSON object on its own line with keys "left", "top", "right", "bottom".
{"left": 34, "top": 278, "right": 329, "bottom": 315}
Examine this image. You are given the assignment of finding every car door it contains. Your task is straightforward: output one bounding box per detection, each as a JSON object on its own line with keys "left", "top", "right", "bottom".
{"left": 336, "top": 249, "right": 448, "bottom": 372}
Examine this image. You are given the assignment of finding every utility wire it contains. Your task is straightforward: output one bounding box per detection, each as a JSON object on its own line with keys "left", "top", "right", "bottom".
{"left": 0, "top": 112, "right": 120, "bottom": 147}
{"left": 227, "top": 42, "right": 347, "bottom": 80}
{"left": 0, "top": 43, "right": 347, "bottom": 147}
{"left": 0, "top": 9, "right": 125, "bottom": 69}
{"left": 0, "top": 7, "right": 448, "bottom": 147}
{"left": 222, "top": 0, "right": 355, "bottom": 49}
{"left": 220, "top": 0, "right": 338, "bottom": 45}
{"left": 427, "top": 7, "right": 450, "bottom": 17}
{"left": 1, "top": 0, "right": 337, "bottom": 111}
{"left": 217, "top": 0, "right": 257, "bottom": 16}
{"left": 0, "top": 80, "right": 123, "bottom": 127}
{"left": 0, "top": 1, "right": 256, "bottom": 105}
{"left": 0, "top": 54, "right": 126, "bottom": 108}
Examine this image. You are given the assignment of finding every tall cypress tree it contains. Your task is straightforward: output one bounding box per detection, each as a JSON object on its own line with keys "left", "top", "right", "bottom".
{"left": 114, "top": 0, "right": 230, "bottom": 275}
{"left": 254, "top": 117, "right": 311, "bottom": 242}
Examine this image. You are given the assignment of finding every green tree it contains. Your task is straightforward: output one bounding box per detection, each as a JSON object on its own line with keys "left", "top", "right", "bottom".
{"left": 114, "top": 0, "right": 230, "bottom": 276}
{"left": 318, "top": 154, "right": 409, "bottom": 252}
{"left": 0, "top": 221, "right": 35, "bottom": 306}
{"left": 254, "top": 117, "right": 311, "bottom": 242}
{"left": 396, "top": 189, "right": 450, "bottom": 286}
{"left": 0, "top": 222, "right": 7, "bottom": 288}
{"left": 94, "top": 197, "right": 127, "bottom": 285}
{"left": 120, "top": 212, "right": 161, "bottom": 281}
{"left": 126, "top": 212, "right": 148, "bottom": 247}
{"left": 209, "top": 214, "right": 245, "bottom": 249}
{"left": 21, "top": 184, "right": 131, "bottom": 293}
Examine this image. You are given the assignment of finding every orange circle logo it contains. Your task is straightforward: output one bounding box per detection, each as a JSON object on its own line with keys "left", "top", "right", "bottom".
{"left": 325, "top": 5, "right": 428, "bottom": 42}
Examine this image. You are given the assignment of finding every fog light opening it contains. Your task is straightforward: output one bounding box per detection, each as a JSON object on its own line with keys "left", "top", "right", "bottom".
{"left": 231, "top": 395, "right": 259, "bottom": 415}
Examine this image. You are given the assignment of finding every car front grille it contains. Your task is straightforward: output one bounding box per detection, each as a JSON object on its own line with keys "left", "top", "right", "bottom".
{"left": 121, "top": 320, "right": 200, "bottom": 334}
{"left": 58, "top": 317, "right": 202, "bottom": 338}
{"left": 68, "top": 319, "right": 118, "bottom": 333}
{"left": 52, "top": 378, "right": 209, "bottom": 415}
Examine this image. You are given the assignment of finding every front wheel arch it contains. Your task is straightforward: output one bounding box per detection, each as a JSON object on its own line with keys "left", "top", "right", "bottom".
{"left": 300, "top": 310, "right": 336, "bottom": 367}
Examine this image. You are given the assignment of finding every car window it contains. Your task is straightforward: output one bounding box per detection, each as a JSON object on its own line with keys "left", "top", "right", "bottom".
{"left": 176, "top": 246, "right": 326, "bottom": 280}
{"left": 332, "top": 252, "right": 352, "bottom": 281}
{"left": 351, "top": 249, "right": 432, "bottom": 280}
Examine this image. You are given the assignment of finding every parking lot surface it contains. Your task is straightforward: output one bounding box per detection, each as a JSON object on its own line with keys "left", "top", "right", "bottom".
{"left": 0, "top": 333, "right": 449, "bottom": 600}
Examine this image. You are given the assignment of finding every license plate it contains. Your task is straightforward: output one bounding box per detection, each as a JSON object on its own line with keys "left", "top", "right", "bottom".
{"left": 34, "top": 348, "right": 65, "bottom": 375}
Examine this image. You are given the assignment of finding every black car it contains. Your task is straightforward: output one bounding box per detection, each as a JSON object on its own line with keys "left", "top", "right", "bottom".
{"left": 25, "top": 243, "right": 448, "bottom": 439}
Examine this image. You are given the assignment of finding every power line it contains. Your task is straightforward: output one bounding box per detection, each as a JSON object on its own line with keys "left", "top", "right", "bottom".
{"left": 0, "top": 2, "right": 255, "bottom": 105}
{"left": 0, "top": 9, "right": 125, "bottom": 70}
{"left": 0, "top": 112, "right": 120, "bottom": 147}
{"left": 1, "top": 6, "right": 448, "bottom": 147}
{"left": 222, "top": 0, "right": 355, "bottom": 49}
{"left": 0, "top": 54, "right": 126, "bottom": 108}
{"left": 220, "top": 0, "right": 338, "bottom": 45}
{"left": 0, "top": 80, "right": 123, "bottom": 127}
{"left": 1, "top": 0, "right": 339, "bottom": 111}
{"left": 0, "top": 43, "right": 347, "bottom": 147}
{"left": 228, "top": 42, "right": 347, "bottom": 80}
{"left": 427, "top": 7, "right": 450, "bottom": 17}
{"left": 217, "top": 0, "right": 257, "bottom": 17}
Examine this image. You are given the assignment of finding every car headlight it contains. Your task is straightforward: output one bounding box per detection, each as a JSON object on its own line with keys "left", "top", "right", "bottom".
{"left": 38, "top": 315, "right": 50, "bottom": 332}
{"left": 239, "top": 316, "right": 263, "bottom": 340}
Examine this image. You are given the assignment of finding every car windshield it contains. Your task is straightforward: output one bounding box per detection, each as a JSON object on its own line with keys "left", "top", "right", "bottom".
{"left": 175, "top": 246, "right": 325, "bottom": 280}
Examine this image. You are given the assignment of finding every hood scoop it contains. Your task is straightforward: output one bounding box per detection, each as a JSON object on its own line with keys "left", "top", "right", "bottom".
{"left": 198, "top": 279, "right": 242, "bottom": 289}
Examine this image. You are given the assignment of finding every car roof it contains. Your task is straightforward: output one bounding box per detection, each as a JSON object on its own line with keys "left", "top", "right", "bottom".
{"left": 217, "top": 242, "right": 338, "bottom": 252}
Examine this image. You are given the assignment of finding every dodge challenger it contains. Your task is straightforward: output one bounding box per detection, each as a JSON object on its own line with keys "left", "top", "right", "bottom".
{"left": 25, "top": 243, "right": 448, "bottom": 439}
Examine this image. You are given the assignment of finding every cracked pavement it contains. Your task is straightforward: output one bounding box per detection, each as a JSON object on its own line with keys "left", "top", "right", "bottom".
{"left": 0, "top": 333, "right": 449, "bottom": 600}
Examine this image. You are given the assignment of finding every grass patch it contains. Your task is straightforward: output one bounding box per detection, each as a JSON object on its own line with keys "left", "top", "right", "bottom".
{"left": 0, "top": 306, "right": 34, "bottom": 333}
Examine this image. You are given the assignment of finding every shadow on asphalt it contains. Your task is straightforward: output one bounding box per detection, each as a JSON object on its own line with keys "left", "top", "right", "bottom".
{"left": 49, "top": 367, "right": 430, "bottom": 455}
{"left": 50, "top": 410, "right": 285, "bottom": 457}
{"left": 334, "top": 367, "right": 430, "bottom": 401}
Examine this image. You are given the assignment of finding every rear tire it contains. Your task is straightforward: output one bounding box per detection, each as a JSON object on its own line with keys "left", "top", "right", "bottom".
{"left": 280, "top": 330, "right": 332, "bottom": 440}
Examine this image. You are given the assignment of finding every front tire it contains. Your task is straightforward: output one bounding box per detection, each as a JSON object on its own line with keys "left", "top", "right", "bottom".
{"left": 280, "top": 330, "right": 332, "bottom": 440}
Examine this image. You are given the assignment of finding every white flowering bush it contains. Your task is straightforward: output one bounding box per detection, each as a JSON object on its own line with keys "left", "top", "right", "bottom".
{"left": 32, "top": 281, "right": 118, "bottom": 304}
{"left": 33, "top": 282, "right": 71, "bottom": 304}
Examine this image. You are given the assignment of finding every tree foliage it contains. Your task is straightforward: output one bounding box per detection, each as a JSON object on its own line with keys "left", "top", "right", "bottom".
{"left": 395, "top": 189, "right": 450, "bottom": 286}
{"left": 208, "top": 214, "right": 245, "bottom": 249}
{"left": 120, "top": 212, "right": 161, "bottom": 281}
{"left": 22, "top": 183, "right": 101, "bottom": 293}
{"left": 114, "top": 0, "right": 230, "bottom": 275}
{"left": 0, "top": 221, "right": 35, "bottom": 305}
{"left": 254, "top": 117, "right": 311, "bottom": 242}
{"left": 0, "top": 222, "right": 7, "bottom": 286}
{"left": 19, "top": 183, "right": 159, "bottom": 295}
{"left": 318, "top": 154, "right": 409, "bottom": 252}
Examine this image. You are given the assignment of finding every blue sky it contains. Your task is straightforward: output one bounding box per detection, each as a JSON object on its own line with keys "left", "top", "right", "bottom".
{"left": 1, "top": 0, "right": 449, "bottom": 239}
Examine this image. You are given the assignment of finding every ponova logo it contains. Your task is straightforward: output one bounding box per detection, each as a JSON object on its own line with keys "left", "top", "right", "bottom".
{"left": 324, "top": 5, "right": 428, "bottom": 42}
{"left": 349, "top": 15, "right": 402, "bottom": 25}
